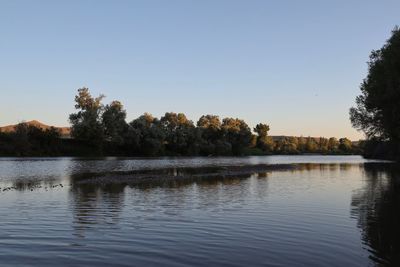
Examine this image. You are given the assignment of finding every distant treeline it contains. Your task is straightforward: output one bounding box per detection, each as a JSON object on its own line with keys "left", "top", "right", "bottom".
{"left": 0, "top": 88, "right": 359, "bottom": 157}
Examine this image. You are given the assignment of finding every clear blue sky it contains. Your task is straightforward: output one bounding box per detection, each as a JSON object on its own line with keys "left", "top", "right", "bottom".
{"left": 0, "top": 0, "right": 399, "bottom": 140}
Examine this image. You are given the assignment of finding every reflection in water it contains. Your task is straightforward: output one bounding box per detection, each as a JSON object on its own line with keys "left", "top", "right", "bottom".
{"left": 1, "top": 157, "right": 399, "bottom": 267}
{"left": 351, "top": 164, "right": 400, "bottom": 266}
{"left": 68, "top": 169, "right": 265, "bottom": 240}
{"left": 70, "top": 182, "right": 126, "bottom": 239}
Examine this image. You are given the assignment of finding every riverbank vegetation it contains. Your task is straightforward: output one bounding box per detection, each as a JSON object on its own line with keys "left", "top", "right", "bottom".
{"left": 350, "top": 27, "right": 400, "bottom": 160}
{"left": 0, "top": 87, "right": 359, "bottom": 157}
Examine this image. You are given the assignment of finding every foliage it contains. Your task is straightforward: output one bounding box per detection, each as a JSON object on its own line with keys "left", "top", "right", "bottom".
{"left": 128, "top": 113, "right": 165, "bottom": 156}
{"left": 69, "top": 87, "right": 105, "bottom": 148}
{"left": 102, "top": 101, "right": 128, "bottom": 145}
{"left": 0, "top": 87, "right": 361, "bottom": 157}
{"left": 350, "top": 27, "right": 400, "bottom": 141}
{"left": 221, "top": 118, "right": 252, "bottom": 155}
{"left": 254, "top": 123, "right": 274, "bottom": 152}
{"left": 160, "top": 112, "right": 197, "bottom": 155}
{"left": 0, "top": 123, "right": 61, "bottom": 156}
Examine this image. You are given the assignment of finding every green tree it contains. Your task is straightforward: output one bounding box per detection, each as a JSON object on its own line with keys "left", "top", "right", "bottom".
{"left": 69, "top": 87, "right": 105, "bottom": 148}
{"left": 297, "top": 136, "right": 307, "bottom": 152}
{"left": 254, "top": 123, "right": 270, "bottom": 137}
{"left": 197, "top": 115, "right": 223, "bottom": 155}
{"left": 274, "top": 137, "right": 297, "bottom": 154}
{"left": 221, "top": 118, "right": 252, "bottom": 155}
{"left": 128, "top": 113, "right": 165, "bottom": 156}
{"left": 160, "top": 112, "right": 196, "bottom": 155}
{"left": 287, "top": 137, "right": 299, "bottom": 153}
{"left": 254, "top": 123, "right": 274, "bottom": 152}
{"left": 318, "top": 137, "right": 329, "bottom": 153}
{"left": 328, "top": 137, "right": 339, "bottom": 152}
{"left": 197, "top": 115, "right": 222, "bottom": 130}
{"left": 12, "top": 123, "right": 31, "bottom": 156}
{"left": 339, "top": 138, "right": 353, "bottom": 152}
{"left": 102, "top": 100, "right": 128, "bottom": 145}
{"left": 305, "top": 137, "right": 317, "bottom": 152}
{"left": 350, "top": 27, "right": 400, "bottom": 142}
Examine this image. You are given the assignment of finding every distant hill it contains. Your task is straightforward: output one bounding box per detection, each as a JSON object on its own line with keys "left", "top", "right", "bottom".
{"left": 270, "top": 135, "right": 361, "bottom": 144}
{"left": 0, "top": 120, "right": 71, "bottom": 138}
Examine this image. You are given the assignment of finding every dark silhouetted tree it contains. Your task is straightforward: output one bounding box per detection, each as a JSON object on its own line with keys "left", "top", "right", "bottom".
{"left": 350, "top": 27, "right": 400, "bottom": 142}
{"left": 254, "top": 123, "right": 274, "bottom": 152}
{"left": 102, "top": 100, "right": 128, "bottom": 145}
{"left": 197, "top": 115, "right": 223, "bottom": 155}
{"left": 128, "top": 113, "right": 165, "bottom": 156}
{"left": 160, "top": 112, "right": 197, "bottom": 155}
{"left": 221, "top": 118, "right": 252, "bottom": 155}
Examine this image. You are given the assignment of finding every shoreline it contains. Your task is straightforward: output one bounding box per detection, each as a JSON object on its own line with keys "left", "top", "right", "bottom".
{"left": 0, "top": 153, "right": 361, "bottom": 159}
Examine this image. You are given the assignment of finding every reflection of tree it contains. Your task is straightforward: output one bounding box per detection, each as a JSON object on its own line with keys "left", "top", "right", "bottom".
{"left": 294, "top": 163, "right": 353, "bottom": 173}
{"left": 69, "top": 175, "right": 126, "bottom": 239}
{"left": 351, "top": 163, "right": 400, "bottom": 266}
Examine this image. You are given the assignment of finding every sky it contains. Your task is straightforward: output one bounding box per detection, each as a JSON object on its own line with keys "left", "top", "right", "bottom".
{"left": 0, "top": 0, "right": 399, "bottom": 140}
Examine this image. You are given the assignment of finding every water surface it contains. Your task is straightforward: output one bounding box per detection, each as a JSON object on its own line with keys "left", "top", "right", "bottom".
{"left": 0, "top": 156, "right": 398, "bottom": 266}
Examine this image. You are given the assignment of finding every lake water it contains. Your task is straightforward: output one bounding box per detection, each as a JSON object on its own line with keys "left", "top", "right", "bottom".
{"left": 0, "top": 155, "right": 399, "bottom": 266}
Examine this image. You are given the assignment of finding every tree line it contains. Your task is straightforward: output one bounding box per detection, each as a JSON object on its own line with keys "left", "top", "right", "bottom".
{"left": 0, "top": 87, "right": 358, "bottom": 157}
{"left": 65, "top": 87, "right": 357, "bottom": 156}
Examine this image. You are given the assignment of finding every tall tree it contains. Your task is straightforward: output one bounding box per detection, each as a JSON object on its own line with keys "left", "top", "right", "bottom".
{"left": 196, "top": 115, "right": 224, "bottom": 155}
{"left": 102, "top": 100, "right": 128, "bottom": 145}
{"left": 128, "top": 113, "right": 165, "bottom": 156}
{"left": 305, "top": 137, "right": 317, "bottom": 152}
{"left": 339, "top": 138, "right": 353, "bottom": 152}
{"left": 328, "top": 137, "right": 339, "bottom": 152}
{"left": 160, "top": 112, "right": 196, "bottom": 155}
{"left": 350, "top": 27, "right": 400, "bottom": 141}
{"left": 318, "top": 137, "right": 329, "bottom": 153}
{"left": 254, "top": 123, "right": 274, "bottom": 152}
{"left": 221, "top": 118, "right": 252, "bottom": 155}
{"left": 69, "top": 87, "right": 105, "bottom": 148}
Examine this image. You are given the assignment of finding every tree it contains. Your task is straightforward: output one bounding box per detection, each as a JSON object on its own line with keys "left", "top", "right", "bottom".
{"left": 5, "top": 123, "right": 61, "bottom": 156}
{"left": 160, "top": 112, "right": 196, "bottom": 155}
{"left": 102, "top": 100, "right": 128, "bottom": 145}
{"left": 12, "top": 123, "right": 31, "bottom": 156}
{"left": 297, "top": 136, "right": 307, "bottom": 152}
{"left": 318, "top": 137, "right": 329, "bottom": 153}
{"left": 69, "top": 88, "right": 105, "bottom": 148}
{"left": 350, "top": 27, "right": 400, "bottom": 142}
{"left": 197, "top": 115, "right": 223, "bottom": 155}
{"left": 254, "top": 123, "right": 270, "bottom": 138}
{"left": 221, "top": 118, "right": 252, "bottom": 155}
{"left": 274, "top": 137, "right": 297, "bottom": 154}
{"left": 287, "top": 137, "right": 299, "bottom": 153}
{"left": 305, "top": 137, "right": 317, "bottom": 152}
{"left": 197, "top": 115, "right": 222, "bottom": 131}
{"left": 128, "top": 113, "right": 165, "bottom": 156}
{"left": 339, "top": 138, "right": 353, "bottom": 152}
{"left": 328, "top": 137, "right": 339, "bottom": 152}
{"left": 254, "top": 123, "right": 274, "bottom": 152}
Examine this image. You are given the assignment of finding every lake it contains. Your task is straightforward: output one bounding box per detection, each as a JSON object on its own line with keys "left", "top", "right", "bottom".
{"left": 0, "top": 155, "right": 399, "bottom": 266}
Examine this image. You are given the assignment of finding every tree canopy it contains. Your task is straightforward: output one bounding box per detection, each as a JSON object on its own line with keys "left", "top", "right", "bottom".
{"left": 350, "top": 27, "right": 400, "bottom": 142}
{"left": 69, "top": 87, "right": 105, "bottom": 147}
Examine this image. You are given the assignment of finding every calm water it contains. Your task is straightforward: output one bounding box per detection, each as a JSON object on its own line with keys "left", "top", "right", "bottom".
{"left": 0, "top": 156, "right": 399, "bottom": 266}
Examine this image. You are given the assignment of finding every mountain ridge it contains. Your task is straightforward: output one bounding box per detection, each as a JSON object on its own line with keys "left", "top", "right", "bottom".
{"left": 0, "top": 120, "right": 71, "bottom": 137}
